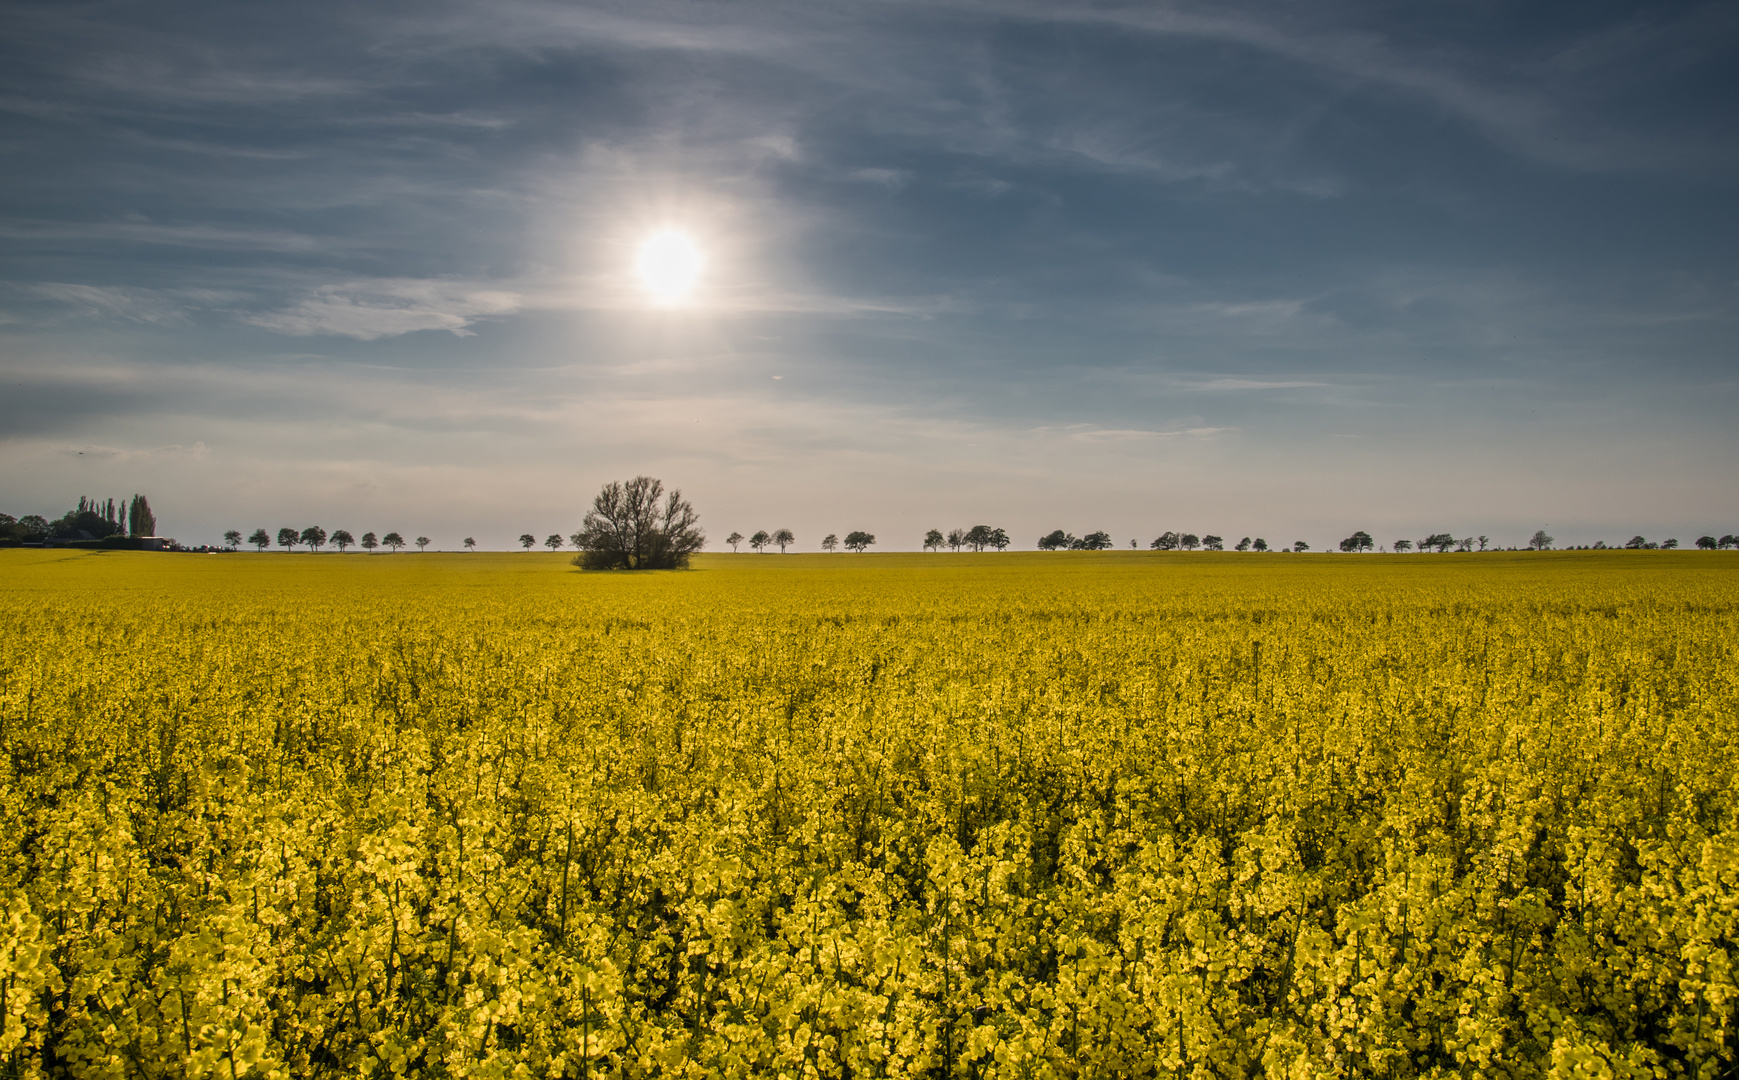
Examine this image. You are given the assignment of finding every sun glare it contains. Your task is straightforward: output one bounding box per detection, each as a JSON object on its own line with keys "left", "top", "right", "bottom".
{"left": 635, "top": 230, "right": 704, "bottom": 305}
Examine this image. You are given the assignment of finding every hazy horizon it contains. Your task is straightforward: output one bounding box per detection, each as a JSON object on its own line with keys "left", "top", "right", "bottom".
{"left": 3, "top": 1, "right": 1735, "bottom": 551}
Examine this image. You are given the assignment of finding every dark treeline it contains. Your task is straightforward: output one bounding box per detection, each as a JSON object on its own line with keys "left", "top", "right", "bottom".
{"left": 0, "top": 495, "right": 156, "bottom": 545}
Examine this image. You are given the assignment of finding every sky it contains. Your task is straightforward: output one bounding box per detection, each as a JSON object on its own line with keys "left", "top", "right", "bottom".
{"left": 2, "top": 0, "right": 1736, "bottom": 551}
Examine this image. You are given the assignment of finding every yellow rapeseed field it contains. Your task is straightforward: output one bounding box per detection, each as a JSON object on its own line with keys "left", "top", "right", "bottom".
{"left": 1, "top": 548, "right": 1735, "bottom": 1079}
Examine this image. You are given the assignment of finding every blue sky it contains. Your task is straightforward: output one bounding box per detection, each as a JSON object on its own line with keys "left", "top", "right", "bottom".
{"left": 2, "top": 0, "right": 1735, "bottom": 549}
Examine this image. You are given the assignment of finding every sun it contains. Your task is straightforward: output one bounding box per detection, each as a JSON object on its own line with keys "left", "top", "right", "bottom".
{"left": 635, "top": 229, "right": 704, "bottom": 305}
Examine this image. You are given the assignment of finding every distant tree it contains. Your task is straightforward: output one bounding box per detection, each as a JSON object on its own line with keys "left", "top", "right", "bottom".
{"left": 1393, "top": 539, "right": 1412, "bottom": 552}
{"left": 1293, "top": 540, "right": 1309, "bottom": 552}
{"left": 1696, "top": 535, "right": 1717, "bottom": 550}
{"left": 1455, "top": 537, "right": 1474, "bottom": 553}
{"left": 300, "top": 526, "right": 327, "bottom": 553}
{"left": 1422, "top": 533, "right": 1456, "bottom": 553}
{"left": 1150, "top": 531, "right": 1180, "bottom": 551}
{"left": 571, "top": 475, "right": 705, "bottom": 571}
{"left": 1038, "top": 529, "right": 1069, "bottom": 551}
{"left": 1338, "top": 531, "right": 1373, "bottom": 553}
{"left": 416, "top": 536, "right": 431, "bottom": 552}
{"left": 0, "top": 513, "right": 14, "bottom": 541}
{"left": 750, "top": 530, "right": 771, "bottom": 553}
{"left": 1130, "top": 539, "right": 1137, "bottom": 549}
{"left": 223, "top": 529, "right": 243, "bottom": 550}
{"left": 15, "top": 515, "right": 49, "bottom": 542}
{"left": 1528, "top": 530, "right": 1554, "bottom": 551}
{"left": 1661, "top": 538, "right": 1679, "bottom": 550}
{"left": 822, "top": 534, "right": 839, "bottom": 552}
{"left": 331, "top": 529, "right": 355, "bottom": 553}
{"left": 963, "top": 525, "right": 991, "bottom": 552}
{"left": 545, "top": 534, "right": 564, "bottom": 551}
{"left": 276, "top": 527, "right": 298, "bottom": 553}
{"left": 726, "top": 531, "right": 744, "bottom": 553}
{"left": 1477, "top": 535, "right": 1490, "bottom": 551}
{"left": 519, "top": 533, "right": 536, "bottom": 550}
{"left": 1719, "top": 534, "right": 1737, "bottom": 549}
{"left": 464, "top": 537, "right": 476, "bottom": 551}
{"left": 772, "top": 528, "right": 795, "bottom": 553}
{"left": 1077, "top": 531, "right": 1113, "bottom": 550}
{"left": 127, "top": 494, "right": 156, "bottom": 538}
{"left": 361, "top": 531, "right": 379, "bottom": 553}
{"left": 247, "top": 528, "right": 271, "bottom": 552}
{"left": 923, "top": 529, "right": 944, "bottom": 551}
{"left": 1253, "top": 538, "right": 1268, "bottom": 552}
{"left": 844, "top": 531, "right": 875, "bottom": 552}
{"left": 1625, "top": 535, "right": 1647, "bottom": 549}
{"left": 946, "top": 528, "right": 965, "bottom": 552}
{"left": 1180, "top": 533, "right": 1201, "bottom": 551}
{"left": 1235, "top": 537, "right": 1251, "bottom": 552}
{"left": 383, "top": 532, "right": 406, "bottom": 552}
{"left": 989, "top": 528, "right": 1011, "bottom": 551}
{"left": 1202, "top": 535, "right": 1224, "bottom": 551}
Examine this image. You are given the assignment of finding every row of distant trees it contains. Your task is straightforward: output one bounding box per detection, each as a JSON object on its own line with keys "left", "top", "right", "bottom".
{"left": 231, "top": 527, "right": 439, "bottom": 553}
{"left": 709, "top": 527, "right": 1739, "bottom": 554}
{"left": 723, "top": 530, "right": 879, "bottom": 552}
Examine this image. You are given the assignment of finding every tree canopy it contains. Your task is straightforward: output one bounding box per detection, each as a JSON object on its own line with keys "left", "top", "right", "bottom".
{"left": 571, "top": 476, "right": 704, "bottom": 570}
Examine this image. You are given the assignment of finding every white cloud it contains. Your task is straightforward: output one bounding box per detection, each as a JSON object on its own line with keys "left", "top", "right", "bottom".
{"left": 243, "top": 281, "right": 524, "bottom": 339}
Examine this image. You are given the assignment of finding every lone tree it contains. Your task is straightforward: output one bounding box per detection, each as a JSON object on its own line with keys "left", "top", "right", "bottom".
{"left": 519, "top": 534, "right": 536, "bottom": 550}
{"left": 923, "top": 529, "right": 944, "bottom": 551}
{"left": 301, "top": 526, "right": 327, "bottom": 553}
{"left": 276, "top": 527, "right": 298, "bottom": 553}
{"left": 1394, "top": 539, "right": 1413, "bottom": 552}
{"left": 844, "top": 531, "right": 875, "bottom": 552}
{"left": 750, "top": 530, "right": 771, "bottom": 553}
{"left": 545, "top": 534, "right": 564, "bottom": 551}
{"left": 415, "top": 536, "right": 431, "bottom": 552}
{"left": 248, "top": 528, "right": 271, "bottom": 552}
{"left": 1077, "top": 531, "right": 1113, "bottom": 550}
{"left": 1339, "top": 530, "right": 1374, "bottom": 553}
{"left": 1253, "top": 538, "right": 1269, "bottom": 552}
{"left": 1235, "top": 537, "right": 1251, "bottom": 551}
{"left": 331, "top": 529, "right": 355, "bottom": 553}
{"left": 1202, "top": 534, "right": 1224, "bottom": 551}
{"left": 223, "top": 529, "right": 243, "bottom": 550}
{"left": 1150, "top": 531, "right": 1180, "bottom": 551}
{"left": 772, "top": 528, "right": 795, "bottom": 553}
{"left": 464, "top": 537, "right": 477, "bottom": 551}
{"left": 571, "top": 475, "right": 704, "bottom": 570}
{"left": 822, "top": 533, "right": 839, "bottom": 552}
{"left": 726, "top": 531, "right": 744, "bottom": 553}
{"left": 361, "top": 531, "right": 379, "bottom": 552}
{"left": 1529, "top": 530, "right": 1554, "bottom": 551}
{"left": 383, "top": 532, "right": 406, "bottom": 552}
{"left": 1293, "top": 540, "right": 1309, "bottom": 552}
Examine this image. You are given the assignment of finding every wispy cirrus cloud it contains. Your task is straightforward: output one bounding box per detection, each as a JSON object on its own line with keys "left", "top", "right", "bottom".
{"left": 241, "top": 280, "right": 524, "bottom": 340}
